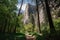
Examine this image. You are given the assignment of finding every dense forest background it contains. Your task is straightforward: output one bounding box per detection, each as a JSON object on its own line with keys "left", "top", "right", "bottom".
{"left": 0, "top": 0, "right": 60, "bottom": 40}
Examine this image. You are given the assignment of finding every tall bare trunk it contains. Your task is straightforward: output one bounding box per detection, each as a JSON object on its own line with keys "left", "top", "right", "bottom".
{"left": 18, "top": 0, "right": 23, "bottom": 16}
{"left": 36, "top": 0, "right": 41, "bottom": 33}
{"left": 31, "top": 14, "right": 35, "bottom": 32}
{"left": 3, "top": 19, "right": 7, "bottom": 33}
{"left": 45, "top": 0, "right": 56, "bottom": 33}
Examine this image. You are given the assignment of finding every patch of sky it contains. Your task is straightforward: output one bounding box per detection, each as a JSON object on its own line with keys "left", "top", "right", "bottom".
{"left": 16, "top": 0, "right": 36, "bottom": 13}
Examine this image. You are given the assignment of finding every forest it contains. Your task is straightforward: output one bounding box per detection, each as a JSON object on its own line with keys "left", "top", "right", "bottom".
{"left": 0, "top": 0, "right": 60, "bottom": 40}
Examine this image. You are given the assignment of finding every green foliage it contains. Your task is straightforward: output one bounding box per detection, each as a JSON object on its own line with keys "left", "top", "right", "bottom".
{"left": 53, "top": 18, "right": 60, "bottom": 31}
{"left": 16, "top": 14, "right": 25, "bottom": 33}
{"left": 0, "top": 0, "right": 17, "bottom": 33}
{"left": 0, "top": 0, "right": 18, "bottom": 40}
{"left": 16, "top": 33, "right": 26, "bottom": 40}
{"left": 24, "top": 23, "right": 33, "bottom": 32}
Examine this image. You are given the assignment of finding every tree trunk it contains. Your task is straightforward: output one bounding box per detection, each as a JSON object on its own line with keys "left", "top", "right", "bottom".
{"left": 31, "top": 14, "right": 35, "bottom": 32}
{"left": 36, "top": 0, "right": 41, "bottom": 33}
{"left": 45, "top": 0, "right": 56, "bottom": 33}
{"left": 18, "top": 0, "right": 23, "bottom": 16}
{"left": 3, "top": 19, "right": 7, "bottom": 33}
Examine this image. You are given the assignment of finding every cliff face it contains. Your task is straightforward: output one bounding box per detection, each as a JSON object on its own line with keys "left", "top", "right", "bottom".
{"left": 23, "top": 3, "right": 36, "bottom": 24}
{"left": 23, "top": 3, "right": 48, "bottom": 25}
{"left": 38, "top": 4, "right": 48, "bottom": 25}
{"left": 23, "top": 4, "right": 29, "bottom": 24}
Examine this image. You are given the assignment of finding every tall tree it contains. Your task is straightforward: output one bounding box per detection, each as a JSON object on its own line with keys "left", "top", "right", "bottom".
{"left": 16, "top": 0, "right": 24, "bottom": 33}
{"left": 36, "top": 0, "right": 41, "bottom": 33}
{"left": 18, "top": 0, "right": 24, "bottom": 16}
{"left": 45, "top": 0, "right": 56, "bottom": 33}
